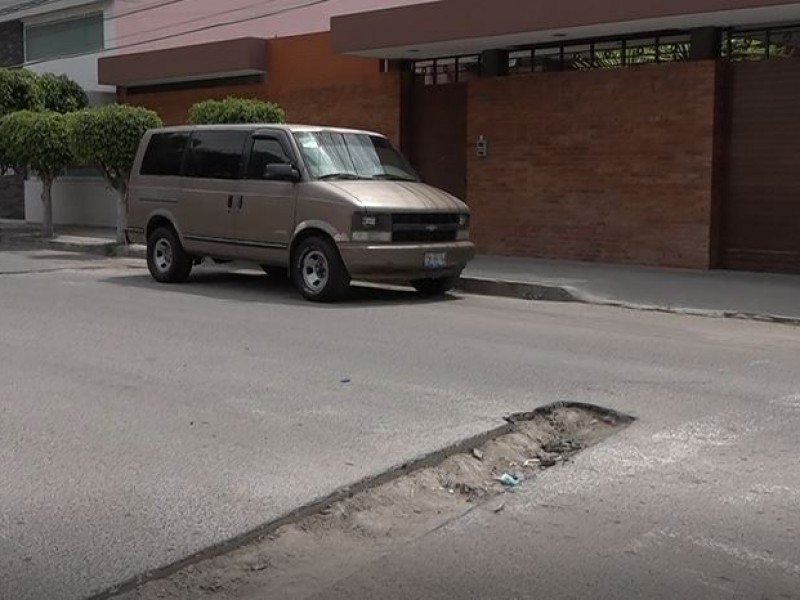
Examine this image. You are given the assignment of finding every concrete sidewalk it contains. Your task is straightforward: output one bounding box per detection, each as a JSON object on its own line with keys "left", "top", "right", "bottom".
{"left": 462, "top": 255, "right": 800, "bottom": 324}
{"left": 0, "top": 221, "right": 145, "bottom": 258}
{"left": 2, "top": 221, "right": 798, "bottom": 323}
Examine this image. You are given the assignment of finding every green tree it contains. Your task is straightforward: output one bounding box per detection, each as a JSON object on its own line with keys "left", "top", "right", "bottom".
{"left": 0, "top": 111, "right": 73, "bottom": 237}
{"left": 188, "top": 97, "right": 285, "bottom": 124}
{"left": 38, "top": 72, "right": 89, "bottom": 113}
{"left": 69, "top": 104, "right": 162, "bottom": 243}
{"left": 0, "top": 68, "right": 43, "bottom": 117}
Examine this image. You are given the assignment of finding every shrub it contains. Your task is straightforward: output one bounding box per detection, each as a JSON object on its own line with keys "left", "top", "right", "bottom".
{"left": 70, "top": 104, "right": 163, "bottom": 242}
{"left": 188, "top": 97, "right": 285, "bottom": 125}
{"left": 0, "top": 110, "right": 73, "bottom": 236}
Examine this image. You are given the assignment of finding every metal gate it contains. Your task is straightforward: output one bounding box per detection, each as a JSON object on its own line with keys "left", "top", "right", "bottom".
{"left": 722, "top": 59, "right": 800, "bottom": 273}
{"left": 407, "top": 82, "right": 468, "bottom": 201}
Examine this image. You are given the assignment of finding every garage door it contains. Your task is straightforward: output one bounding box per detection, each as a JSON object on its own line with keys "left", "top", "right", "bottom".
{"left": 722, "top": 59, "right": 800, "bottom": 273}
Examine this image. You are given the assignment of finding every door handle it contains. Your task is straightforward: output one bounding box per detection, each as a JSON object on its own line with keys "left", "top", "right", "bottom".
{"left": 237, "top": 195, "right": 244, "bottom": 211}
{"left": 227, "top": 195, "right": 234, "bottom": 212}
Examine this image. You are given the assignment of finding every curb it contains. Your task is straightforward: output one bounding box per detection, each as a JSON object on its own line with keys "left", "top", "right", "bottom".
{"left": 3, "top": 240, "right": 796, "bottom": 327}
{"left": 457, "top": 276, "right": 581, "bottom": 303}
{"left": 457, "top": 276, "right": 800, "bottom": 326}
{"left": 47, "top": 239, "right": 147, "bottom": 260}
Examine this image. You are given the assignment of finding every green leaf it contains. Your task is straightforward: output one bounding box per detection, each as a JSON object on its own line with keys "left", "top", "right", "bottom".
{"left": 188, "top": 97, "right": 285, "bottom": 125}
{"left": 38, "top": 72, "right": 88, "bottom": 114}
{"left": 0, "top": 110, "right": 73, "bottom": 179}
{"left": 0, "top": 68, "right": 44, "bottom": 118}
{"left": 69, "top": 104, "right": 162, "bottom": 192}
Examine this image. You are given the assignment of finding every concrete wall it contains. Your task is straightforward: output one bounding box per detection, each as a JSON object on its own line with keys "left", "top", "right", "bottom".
{"left": 467, "top": 61, "right": 719, "bottom": 269}
{"left": 25, "top": 178, "right": 117, "bottom": 227}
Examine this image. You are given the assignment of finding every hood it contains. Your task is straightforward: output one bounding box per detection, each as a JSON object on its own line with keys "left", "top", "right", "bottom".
{"left": 326, "top": 181, "right": 468, "bottom": 212}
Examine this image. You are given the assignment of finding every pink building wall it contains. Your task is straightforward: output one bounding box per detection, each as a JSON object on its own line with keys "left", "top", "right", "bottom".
{"left": 112, "top": 0, "right": 437, "bottom": 54}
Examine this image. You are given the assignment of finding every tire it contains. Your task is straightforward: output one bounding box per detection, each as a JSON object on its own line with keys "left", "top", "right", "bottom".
{"left": 292, "top": 236, "right": 350, "bottom": 302}
{"left": 412, "top": 276, "right": 457, "bottom": 296}
{"left": 147, "top": 226, "right": 193, "bottom": 283}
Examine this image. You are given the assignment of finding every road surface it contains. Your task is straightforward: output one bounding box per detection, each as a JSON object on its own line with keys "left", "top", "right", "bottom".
{"left": 1, "top": 249, "right": 798, "bottom": 599}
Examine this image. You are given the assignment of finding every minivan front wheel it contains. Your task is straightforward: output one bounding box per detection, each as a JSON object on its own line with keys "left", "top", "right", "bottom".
{"left": 147, "top": 226, "right": 192, "bottom": 283}
{"left": 292, "top": 236, "right": 350, "bottom": 302}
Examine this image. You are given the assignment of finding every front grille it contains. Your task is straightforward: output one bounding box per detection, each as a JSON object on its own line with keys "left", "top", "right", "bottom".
{"left": 392, "top": 213, "right": 460, "bottom": 226}
{"left": 393, "top": 230, "right": 457, "bottom": 243}
{"left": 391, "top": 213, "right": 459, "bottom": 243}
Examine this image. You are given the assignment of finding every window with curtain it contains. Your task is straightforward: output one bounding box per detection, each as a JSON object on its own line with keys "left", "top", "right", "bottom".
{"left": 25, "top": 13, "right": 104, "bottom": 62}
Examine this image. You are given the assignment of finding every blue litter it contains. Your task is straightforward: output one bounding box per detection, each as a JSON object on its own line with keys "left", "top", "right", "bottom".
{"left": 496, "top": 473, "right": 523, "bottom": 487}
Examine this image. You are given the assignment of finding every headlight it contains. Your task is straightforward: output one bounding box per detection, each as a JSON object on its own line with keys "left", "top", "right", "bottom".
{"left": 352, "top": 213, "right": 392, "bottom": 243}
{"left": 457, "top": 213, "right": 470, "bottom": 240}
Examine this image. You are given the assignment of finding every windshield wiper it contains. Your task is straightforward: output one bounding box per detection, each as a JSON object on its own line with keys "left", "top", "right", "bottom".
{"left": 371, "top": 174, "right": 418, "bottom": 182}
{"left": 317, "top": 172, "right": 363, "bottom": 181}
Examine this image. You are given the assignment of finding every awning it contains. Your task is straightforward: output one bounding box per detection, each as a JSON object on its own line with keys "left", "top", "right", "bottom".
{"left": 331, "top": 0, "right": 800, "bottom": 59}
{"left": 98, "top": 37, "right": 267, "bottom": 88}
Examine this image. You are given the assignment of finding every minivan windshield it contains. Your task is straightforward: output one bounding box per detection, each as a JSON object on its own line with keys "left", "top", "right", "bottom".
{"left": 293, "top": 131, "right": 419, "bottom": 182}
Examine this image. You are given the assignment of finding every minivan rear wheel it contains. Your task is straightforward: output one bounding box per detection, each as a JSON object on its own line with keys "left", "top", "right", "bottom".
{"left": 147, "top": 226, "right": 192, "bottom": 283}
{"left": 292, "top": 236, "right": 350, "bottom": 302}
{"left": 412, "top": 276, "right": 457, "bottom": 296}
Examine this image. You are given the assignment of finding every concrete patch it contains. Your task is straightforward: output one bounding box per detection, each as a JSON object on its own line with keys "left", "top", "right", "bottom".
{"left": 102, "top": 403, "right": 633, "bottom": 600}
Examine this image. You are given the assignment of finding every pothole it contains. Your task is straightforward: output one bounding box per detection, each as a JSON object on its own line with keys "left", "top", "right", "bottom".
{"left": 111, "top": 402, "right": 633, "bottom": 600}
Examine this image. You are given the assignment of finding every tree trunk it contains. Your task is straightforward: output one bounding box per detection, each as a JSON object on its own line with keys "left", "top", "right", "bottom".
{"left": 116, "top": 185, "right": 128, "bottom": 245}
{"left": 41, "top": 176, "right": 54, "bottom": 238}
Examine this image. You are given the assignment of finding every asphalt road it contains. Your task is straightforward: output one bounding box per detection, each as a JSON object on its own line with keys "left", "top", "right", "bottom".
{"left": 1, "top": 250, "right": 799, "bottom": 600}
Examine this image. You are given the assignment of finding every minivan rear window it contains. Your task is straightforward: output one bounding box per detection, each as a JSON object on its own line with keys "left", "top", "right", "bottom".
{"left": 140, "top": 132, "right": 189, "bottom": 177}
{"left": 185, "top": 130, "right": 249, "bottom": 180}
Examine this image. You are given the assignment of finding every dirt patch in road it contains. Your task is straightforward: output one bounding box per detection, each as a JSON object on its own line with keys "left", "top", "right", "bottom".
{"left": 115, "top": 404, "right": 632, "bottom": 600}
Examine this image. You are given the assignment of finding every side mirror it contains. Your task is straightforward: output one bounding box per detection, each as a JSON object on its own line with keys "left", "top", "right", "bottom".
{"left": 264, "top": 163, "right": 300, "bottom": 183}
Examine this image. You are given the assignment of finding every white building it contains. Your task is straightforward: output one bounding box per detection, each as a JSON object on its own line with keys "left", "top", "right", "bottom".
{"left": 0, "top": 0, "right": 118, "bottom": 226}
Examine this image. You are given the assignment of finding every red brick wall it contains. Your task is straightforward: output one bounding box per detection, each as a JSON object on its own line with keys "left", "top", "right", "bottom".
{"left": 275, "top": 74, "right": 401, "bottom": 144}
{"left": 121, "top": 81, "right": 267, "bottom": 125}
{"left": 121, "top": 32, "right": 400, "bottom": 141}
{"left": 467, "top": 61, "right": 718, "bottom": 268}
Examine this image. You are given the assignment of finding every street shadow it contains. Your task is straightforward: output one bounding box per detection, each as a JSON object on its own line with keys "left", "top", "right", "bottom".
{"left": 26, "top": 252, "right": 106, "bottom": 262}
{"left": 101, "top": 267, "right": 461, "bottom": 309}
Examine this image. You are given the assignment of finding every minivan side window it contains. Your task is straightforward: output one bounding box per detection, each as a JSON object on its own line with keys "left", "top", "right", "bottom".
{"left": 185, "top": 130, "right": 249, "bottom": 180}
{"left": 247, "top": 137, "right": 293, "bottom": 180}
{"left": 140, "top": 132, "right": 189, "bottom": 176}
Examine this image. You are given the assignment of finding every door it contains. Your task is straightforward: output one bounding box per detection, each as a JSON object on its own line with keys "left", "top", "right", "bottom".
{"left": 236, "top": 132, "right": 298, "bottom": 264}
{"left": 179, "top": 129, "right": 248, "bottom": 258}
{"left": 721, "top": 60, "right": 800, "bottom": 274}
{"left": 408, "top": 82, "right": 468, "bottom": 200}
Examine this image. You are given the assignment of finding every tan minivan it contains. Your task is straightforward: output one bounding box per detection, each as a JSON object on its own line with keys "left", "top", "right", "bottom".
{"left": 126, "top": 124, "right": 475, "bottom": 301}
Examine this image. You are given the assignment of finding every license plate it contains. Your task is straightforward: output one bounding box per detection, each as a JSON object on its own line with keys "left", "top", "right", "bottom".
{"left": 424, "top": 252, "right": 447, "bottom": 269}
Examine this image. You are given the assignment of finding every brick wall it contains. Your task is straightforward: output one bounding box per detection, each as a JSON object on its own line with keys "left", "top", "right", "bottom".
{"left": 274, "top": 74, "right": 401, "bottom": 144}
{"left": 121, "top": 32, "right": 400, "bottom": 141}
{"left": 123, "top": 75, "right": 401, "bottom": 142}
{"left": 467, "top": 61, "right": 718, "bottom": 268}
{"left": 121, "top": 81, "right": 268, "bottom": 126}
{"left": 0, "top": 20, "right": 23, "bottom": 67}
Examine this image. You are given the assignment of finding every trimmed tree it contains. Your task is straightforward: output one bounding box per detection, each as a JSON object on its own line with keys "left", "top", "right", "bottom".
{"left": 0, "top": 68, "right": 43, "bottom": 118}
{"left": 0, "top": 110, "right": 73, "bottom": 237}
{"left": 39, "top": 72, "right": 89, "bottom": 114}
{"left": 188, "top": 97, "right": 285, "bottom": 124}
{"left": 69, "top": 104, "right": 162, "bottom": 243}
